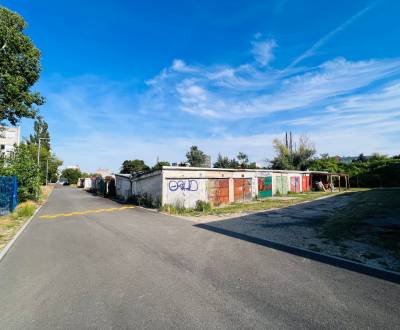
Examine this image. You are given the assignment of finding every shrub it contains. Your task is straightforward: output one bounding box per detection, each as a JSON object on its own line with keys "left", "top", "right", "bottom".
{"left": 195, "top": 200, "right": 212, "bottom": 212}
{"left": 0, "top": 144, "right": 41, "bottom": 201}
{"left": 13, "top": 201, "right": 36, "bottom": 219}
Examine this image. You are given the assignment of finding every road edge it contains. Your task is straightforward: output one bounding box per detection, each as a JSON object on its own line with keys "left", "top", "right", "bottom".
{"left": 0, "top": 188, "right": 53, "bottom": 263}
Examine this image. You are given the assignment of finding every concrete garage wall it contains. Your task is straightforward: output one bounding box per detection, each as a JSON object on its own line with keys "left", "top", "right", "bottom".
{"left": 115, "top": 175, "right": 132, "bottom": 201}
{"left": 164, "top": 178, "right": 208, "bottom": 208}
{"left": 132, "top": 172, "right": 163, "bottom": 205}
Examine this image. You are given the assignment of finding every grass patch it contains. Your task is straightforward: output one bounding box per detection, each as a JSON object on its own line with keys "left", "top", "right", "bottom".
{"left": 0, "top": 186, "right": 53, "bottom": 251}
{"left": 162, "top": 190, "right": 357, "bottom": 216}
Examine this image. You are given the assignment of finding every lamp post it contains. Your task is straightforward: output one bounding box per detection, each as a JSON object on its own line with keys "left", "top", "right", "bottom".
{"left": 38, "top": 138, "right": 50, "bottom": 187}
{"left": 37, "top": 138, "right": 50, "bottom": 165}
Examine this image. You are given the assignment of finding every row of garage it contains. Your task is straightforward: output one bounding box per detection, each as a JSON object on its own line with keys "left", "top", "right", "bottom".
{"left": 115, "top": 166, "right": 316, "bottom": 208}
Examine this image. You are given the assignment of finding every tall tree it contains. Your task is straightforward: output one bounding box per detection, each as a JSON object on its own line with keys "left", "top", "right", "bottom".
{"left": 237, "top": 152, "right": 249, "bottom": 168}
{"left": 213, "top": 154, "right": 231, "bottom": 168}
{"left": 270, "top": 134, "right": 316, "bottom": 170}
{"left": 120, "top": 159, "right": 150, "bottom": 174}
{"left": 27, "top": 116, "right": 62, "bottom": 183}
{"left": 186, "top": 146, "right": 207, "bottom": 167}
{"left": 60, "top": 168, "right": 82, "bottom": 185}
{"left": 0, "top": 7, "right": 44, "bottom": 125}
{"left": 29, "top": 115, "right": 50, "bottom": 149}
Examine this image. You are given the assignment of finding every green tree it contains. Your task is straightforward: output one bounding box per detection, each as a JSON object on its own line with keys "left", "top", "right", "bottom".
{"left": 120, "top": 159, "right": 150, "bottom": 174}
{"left": 29, "top": 115, "right": 50, "bottom": 148}
{"left": 152, "top": 161, "right": 170, "bottom": 171}
{"left": 186, "top": 146, "right": 207, "bottom": 167}
{"left": 237, "top": 152, "right": 249, "bottom": 168}
{"left": 60, "top": 168, "right": 82, "bottom": 185}
{"left": 0, "top": 143, "right": 41, "bottom": 201}
{"left": 27, "top": 116, "right": 63, "bottom": 183}
{"left": 309, "top": 155, "right": 339, "bottom": 173}
{"left": 270, "top": 134, "right": 316, "bottom": 170}
{"left": 228, "top": 158, "right": 239, "bottom": 169}
{"left": 213, "top": 154, "right": 230, "bottom": 168}
{"left": 0, "top": 7, "right": 44, "bottom": 125}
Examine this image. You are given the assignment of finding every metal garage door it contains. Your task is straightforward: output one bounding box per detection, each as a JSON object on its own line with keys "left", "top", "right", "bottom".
{"left": 234, "top": 178, "right": 252, "bottom": 202}
{"left": 302, "top": 175, "right": 310, "bottom": 192}
{"left": 208, "top": 179, "right": 229, "bottom": 206}
{"left": 290, "top": 176, "right": 301, "bottom": 193}
{"left": 276, "top": 175, "right": 288, "bottom": 195}
{"left": 258, "top": 177, "right": 272, "bottom": 198}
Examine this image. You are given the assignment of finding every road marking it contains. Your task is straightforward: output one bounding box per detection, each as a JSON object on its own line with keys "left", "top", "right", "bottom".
{"left": 39, "top": 206, "right": 135, "bottom": 219}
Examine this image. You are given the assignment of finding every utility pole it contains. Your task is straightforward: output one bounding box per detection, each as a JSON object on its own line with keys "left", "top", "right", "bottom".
{"left": 46, "top": 157, "right": 49, "bottom": 186}
{"left": 37, "top": 137, "right": 50, "bottom": 165}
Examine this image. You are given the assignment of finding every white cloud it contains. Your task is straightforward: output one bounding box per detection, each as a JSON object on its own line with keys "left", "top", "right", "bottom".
{"left": 251, "top": 37, "right": 277, "bottom": 66}
{"left": 144, "top": 56, "right": 400, "bottom": 119}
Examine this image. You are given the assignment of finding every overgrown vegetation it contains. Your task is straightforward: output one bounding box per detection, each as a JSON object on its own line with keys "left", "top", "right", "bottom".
{"left": 310, "top": 153, "right": 400, "bottom": 187}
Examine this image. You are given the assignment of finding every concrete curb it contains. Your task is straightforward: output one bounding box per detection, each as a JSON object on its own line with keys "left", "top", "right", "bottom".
{"left": 195, "top": 224, "right": 400, "bottom": 284}
{"left": 0, "top": 189, "right": 53, "bottom": 264}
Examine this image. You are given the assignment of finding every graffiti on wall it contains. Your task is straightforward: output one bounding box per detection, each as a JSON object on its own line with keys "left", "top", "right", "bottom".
{"left": 168, "top": 179, "right": 199, "bottom": 192}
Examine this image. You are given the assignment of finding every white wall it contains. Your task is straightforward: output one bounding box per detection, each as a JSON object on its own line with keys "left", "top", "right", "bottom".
{"left": 164, "top": 178, "right": 208, "bottom": 208}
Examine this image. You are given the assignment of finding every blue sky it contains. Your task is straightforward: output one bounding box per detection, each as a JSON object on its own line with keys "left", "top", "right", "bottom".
{"left": 3, "top": 0, "right": 400, "bottom": 172}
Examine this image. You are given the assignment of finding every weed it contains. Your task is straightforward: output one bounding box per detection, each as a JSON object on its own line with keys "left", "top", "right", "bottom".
{"left": 13, "top": 202, "right": 36, "bottom": 219}
{"left": 194, "top": 200, "right": 212, "bottom": 212}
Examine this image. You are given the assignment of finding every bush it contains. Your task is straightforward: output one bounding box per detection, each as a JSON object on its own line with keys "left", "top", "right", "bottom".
{"left": 0, "top": 144, "right": 41, "bottom": 201}
{"left": 195, "top": 200, "right": 212, "bottom": 212}
{"left": 13, "top": 201, "right": 36, "bottom": 219}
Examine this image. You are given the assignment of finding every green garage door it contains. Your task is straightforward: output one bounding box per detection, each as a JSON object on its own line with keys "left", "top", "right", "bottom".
{"left": 276, "top": 175, "right": 288, "bottom": 195}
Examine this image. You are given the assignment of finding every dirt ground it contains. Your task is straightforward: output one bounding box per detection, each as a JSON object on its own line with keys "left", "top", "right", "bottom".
{"left": 178, "top": 191, "right": 400, "bottom": 272}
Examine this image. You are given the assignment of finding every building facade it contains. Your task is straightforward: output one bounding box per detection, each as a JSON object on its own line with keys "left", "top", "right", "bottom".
{"left": 0, "top": 126, "right": 21, "bottom": 155}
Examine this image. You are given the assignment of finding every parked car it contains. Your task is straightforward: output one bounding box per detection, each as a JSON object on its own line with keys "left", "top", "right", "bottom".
{"left": 58, "top": 178, "right": 69, "bottom": 186}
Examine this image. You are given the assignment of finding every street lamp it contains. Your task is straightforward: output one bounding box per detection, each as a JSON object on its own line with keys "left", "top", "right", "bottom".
{"left": 38, "top": 138, "right": 51, "bottom": 186}
{"left": 37, "top": 138, "right": 50, "bottom": 165}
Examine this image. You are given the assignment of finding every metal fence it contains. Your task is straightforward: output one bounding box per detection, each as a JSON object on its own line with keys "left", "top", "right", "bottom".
{"left": 0, "top": 176, "right": 18, "bottom": 215}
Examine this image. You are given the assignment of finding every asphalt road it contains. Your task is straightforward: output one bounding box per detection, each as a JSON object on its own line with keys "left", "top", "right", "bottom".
{"left": 0, "top": 187, "right": 399, "bottom": 329}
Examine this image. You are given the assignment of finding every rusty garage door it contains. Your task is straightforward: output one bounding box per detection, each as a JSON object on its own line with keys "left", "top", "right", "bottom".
{"left": 234, "top": 178, "right": 252, "bottom": 202}
{"left": 290, "top": 176, "right": 301, "bottom": 193}
{"left": 208, "top": 179, "right": 229, "bottom": 206}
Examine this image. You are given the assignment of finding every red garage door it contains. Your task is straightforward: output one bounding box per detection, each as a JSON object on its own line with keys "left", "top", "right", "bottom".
{"left": 208, "top": 179, "right": 229, "bottom": 206}
{"left": 234, "top": 178, "right": 252, "bottom": 202}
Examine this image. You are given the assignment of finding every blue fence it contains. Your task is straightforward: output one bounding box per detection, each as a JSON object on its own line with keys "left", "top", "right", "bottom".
{"left": 0, "top": 176, "right": 18, "bottom": 215}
